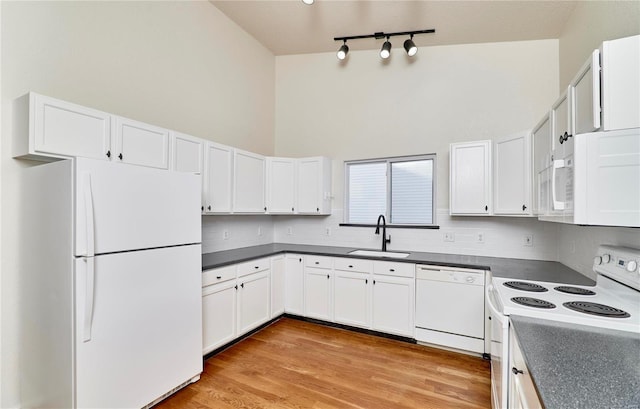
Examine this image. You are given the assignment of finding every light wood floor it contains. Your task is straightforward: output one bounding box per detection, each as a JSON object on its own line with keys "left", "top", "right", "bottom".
{"left": 155, "top": 318, "right": 491, "bottom": 409}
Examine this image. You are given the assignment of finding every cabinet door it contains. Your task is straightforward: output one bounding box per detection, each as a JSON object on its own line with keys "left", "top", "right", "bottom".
{"left": 270, "top": 256, "right": 285, "bottom": 318}
{"left": 266, "top": 157, "right": 296, "bottom": 214}
{"left": 602, "top": 35, "right": 640, "bottom": 131}
{"left": 113, "top": 116, "right": 170, "bottom": 169}
{"left": 551, "top": 90, "right": 571, "bottom": 157}
{"left": 202, "top": 280, "right": 237, "bottom": 354}
{"left": 171, "top": 132, "right": 204, "bottom": 174}
{"left": 233, "top": 149, "right": 266, "bottom": 213}
{"left": 237, "top": 270, "right": 270, "bottom": 336}
{"left": 371, "top": 275, "right": 414, "bottom": 337}
{"left": 304, "top": 267, "right": 332, "bottom": 321}
{"left": 297, "top": 157, "right": 332, "bottom": 214}
{"left": 31, "top": 93, "right": 111, "bottom": 160}
{"left": 204, "top": 142, "right": 233, "bottom": 213}
{"left": 509, "top": 331, "right": 543, "bottom": 409}
{"left": 334, "top": 270, "right": 370, "bottom": 328}
{"left": 450, "top": 141, "right": 491, "bottom": 215}
{"left": 571, "top": 50, "right": 601, "bottom": 134}
{"left": 493, "top": 132, "right": 532, "bottom": 216}
{"left": 284, "top": 255, "right": 304, "bottom": 315}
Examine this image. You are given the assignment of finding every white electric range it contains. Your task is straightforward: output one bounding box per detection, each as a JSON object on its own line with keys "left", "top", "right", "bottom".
{"left": 486, "top": 245, "right": 640, "bottom": 409}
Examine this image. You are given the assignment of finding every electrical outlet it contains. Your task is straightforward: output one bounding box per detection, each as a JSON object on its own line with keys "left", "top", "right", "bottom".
{"left": 223, "top": 230, "right": 230, "bottom": 240}
{"left": 287, "top": 227, "right": 293, "bottom": 235}
{"left": 325, "top": 227, "right": 331, "bottom": 236}
{"left": 477, "top": 233, "right": 485, "bottom": 244}
{"left": 257, "top": 226, "right": 262, "bottom": 237}
{"left": 444, "top": 232, "right": 455, "bottom": 242}
{"left": 523, "top": 234, "right": 533, "bottom": 246}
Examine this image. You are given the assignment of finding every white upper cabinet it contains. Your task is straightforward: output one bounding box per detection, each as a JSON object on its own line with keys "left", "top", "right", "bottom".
{"left": 14, "top": 93, "right": 111, "bottom": 161}
{"left": 204, "top": 142, "right": 233, "bottom": 213}
{"left": 297, "top": 157, "right": 332, "bottom": 215}
{"left": 551, "top": 89, "right": 572, "bottom": 155}
{"left": 450, "top": 141, "right": 492, "bottom": 215}
{"left": 571, "top": 50, "right": 601, "bottom": 135}
{"left": 266, "top": 157, "right": 296, "bottom": 214}
{"left": 493, "top": 131, "right": 532, "bottom": 216}
{"left": 532, "top": 115, "right": 552, "bottom": 216}
{"left": 233, "top": 149, "right": 266, "bottom": 213}
{"left": 601, "top": 35, "right": 640, "bottom": 131}
{"left": 171, "top": 132, "right": 204, "bottom": 175}
{"left": 113, "top": 116, "right": 170, "bottom": 169}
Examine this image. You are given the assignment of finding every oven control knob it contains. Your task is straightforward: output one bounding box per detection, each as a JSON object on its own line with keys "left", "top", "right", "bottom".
{"left": 466, "top": 276, "right": 475, "bottom": 283}
{"left": 626, "top": 260, "right": 638, "bottom": 273}
{"left": 602, "top": 254, "right": 611, "bottom": 264}
{"left": 593, "top": 256, "right": 602, "bottom": 266}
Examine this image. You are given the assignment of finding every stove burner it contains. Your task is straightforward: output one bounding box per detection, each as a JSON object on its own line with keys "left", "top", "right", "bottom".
{"left": 504, "top": 281, "right": 548, "bottom": 292}
{"left": 554, "top": 286, "right": 596, "bottom": 296}
{"left": 563, "top": 302, "right": 631, "bottom": 318}
{"left": 511, "top": 297, "right": 556, "bottom": 309}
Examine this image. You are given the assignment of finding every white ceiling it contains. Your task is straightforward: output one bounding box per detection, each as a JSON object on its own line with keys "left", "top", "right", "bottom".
{"left": 211, "top": 0, "right": 579, "bottom": 56}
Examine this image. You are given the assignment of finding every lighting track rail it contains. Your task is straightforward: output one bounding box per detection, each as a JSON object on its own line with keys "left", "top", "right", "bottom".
{"left": 334, "top": 29, "right": 436, "bottom": 60}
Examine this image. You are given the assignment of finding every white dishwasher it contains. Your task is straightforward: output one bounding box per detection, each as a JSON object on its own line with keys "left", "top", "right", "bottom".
{"left": 415, "top": 264, "right": 485, "bottom": 353}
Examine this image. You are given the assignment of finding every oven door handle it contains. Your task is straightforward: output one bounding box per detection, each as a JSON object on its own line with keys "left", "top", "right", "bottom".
{"left": 486, "top": 284, "right": 506, "bottom": 325}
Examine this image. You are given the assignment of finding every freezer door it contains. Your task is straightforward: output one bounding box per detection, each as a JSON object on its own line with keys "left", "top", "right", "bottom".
{"left": 75, "top": 157, "right": 201, "bottom": 256}
{"left": 74, "top": 245, "right": 202, "bottom": 408}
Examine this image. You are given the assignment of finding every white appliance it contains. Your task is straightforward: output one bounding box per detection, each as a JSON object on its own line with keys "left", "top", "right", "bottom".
{"left": 415, "top": 265, "right": 486, "bottom": 353}
{"left": 486, "top": 245, "right": 640, "bottom": 409}
{"left": 541, "top": 128, "right": 640, "bottom": 227}
{"left": 20, "top": 158, "right": 203, "bottom": 408}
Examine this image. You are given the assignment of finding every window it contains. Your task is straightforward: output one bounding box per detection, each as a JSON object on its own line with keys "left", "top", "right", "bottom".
{"left": 345, "top": 154, "right": 436, "bottom": 226}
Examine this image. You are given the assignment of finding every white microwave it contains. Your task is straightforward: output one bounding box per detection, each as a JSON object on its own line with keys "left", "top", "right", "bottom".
{"left": 539, "top": 128, "right": 640, "bottom": 227}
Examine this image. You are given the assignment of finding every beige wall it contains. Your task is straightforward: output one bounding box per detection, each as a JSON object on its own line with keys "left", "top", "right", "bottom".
{"left": 559, "top": 0, "right": 640, "bottom": 89}
{"left": 1, "top": 2, "right": 274, "bottom": 406}
{"left": 274, "top": 40, "right": 559, "bottom": 209}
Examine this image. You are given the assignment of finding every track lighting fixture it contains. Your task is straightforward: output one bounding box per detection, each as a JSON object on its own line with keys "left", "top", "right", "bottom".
{"left": 380, "top": 37, "right": 392, "bottom": 59}
{"left": 337, "top": 40, "right": 349, "bottom": 60}
{"left": 404, "top": 35, "right": 418, "bottom": 57}
{"left": 334, "top": 29, "right": 435, "bottom": 61}
{"left": 302, "top": 0, "right": 314, "bottom": 4}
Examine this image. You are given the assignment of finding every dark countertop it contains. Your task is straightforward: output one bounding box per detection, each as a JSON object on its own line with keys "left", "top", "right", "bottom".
{"left": 202, "top": 243, "right": 595, "bottom": 285}
{"left": 510, "top": 315, "right": 640, "bottom": 409}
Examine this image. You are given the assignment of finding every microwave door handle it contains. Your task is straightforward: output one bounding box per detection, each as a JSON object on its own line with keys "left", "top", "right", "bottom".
{"left": 82, "top": 257, "right": 95, "bottom": 342}
{"left": 82, "top": 173, "right": 95, "bottom": 257}
{"left": 591, "top": 50, "right": 601, "bottom": 130}
{"left": 552, "top": 159, "right": 566, "bottom": 211}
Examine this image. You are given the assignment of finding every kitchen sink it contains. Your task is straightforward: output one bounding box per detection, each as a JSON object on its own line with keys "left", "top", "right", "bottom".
{"left": 348, "top": 250, "right": 410, "bottom": 259}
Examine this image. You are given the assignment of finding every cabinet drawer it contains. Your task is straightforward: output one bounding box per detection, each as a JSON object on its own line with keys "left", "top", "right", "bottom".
{"left": 334, "top": 257, "right": 373, "bottom": 273}
{"left": 373, "top": 261, "right": 415, "bottom": 278}
{"left": 305, "top": 255, "right": 333, "bottom": 269}
{"left": 237, "top": 257, "right": 270, "bottom": 277}
{"left": 202, "top": 265, "right": 237, "bottom": 287}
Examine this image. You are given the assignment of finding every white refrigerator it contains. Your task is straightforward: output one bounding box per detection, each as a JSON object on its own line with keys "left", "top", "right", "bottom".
{"left": 20, "top": 157, "right": 203, "bottom": 408}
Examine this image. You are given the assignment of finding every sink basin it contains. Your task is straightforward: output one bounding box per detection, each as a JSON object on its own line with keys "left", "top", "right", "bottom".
{"left": 348, "top": 250, "right": 410, "bottom": 259}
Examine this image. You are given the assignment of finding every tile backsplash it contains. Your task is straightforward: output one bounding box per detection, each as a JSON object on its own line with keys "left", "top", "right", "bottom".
{"left": 202, "top": 209, "right": 562, "bottom": 261}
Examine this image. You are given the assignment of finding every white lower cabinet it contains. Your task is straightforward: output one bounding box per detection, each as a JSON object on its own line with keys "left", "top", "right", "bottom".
{"left": 372, "top": 274, "right": 415, "bottom": 337}
{"left": 509, "top": 330, "right": 542, "bottom": 409}
{"left": 304, "top": 266, "right": 333, "bottom": 321}
{"left": 270, "top": 255, "right": 286, "bottom": 318}
{"left": 202, "top": 265, "right": 238, "bottom": 355}
{"left": 334, "top": 270, "right": 370, "bottom": 328}
{"left": 284, "top": 254, "right": 305, "bottom": 315}
{"left": 237, "top": 270, "right": 270, "bottom": 336}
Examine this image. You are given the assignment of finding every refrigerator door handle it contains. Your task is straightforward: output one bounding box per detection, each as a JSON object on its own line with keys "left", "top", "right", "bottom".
{"left": 83, "top": 173, "right": 95, "bottom": 257}
{"left": 83, "top": 257, "right": 96, "bottom": 342}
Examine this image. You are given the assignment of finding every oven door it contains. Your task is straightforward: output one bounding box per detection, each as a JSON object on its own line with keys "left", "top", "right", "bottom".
{"left": 487, "top": 284, "right": 510, "bottom": 409}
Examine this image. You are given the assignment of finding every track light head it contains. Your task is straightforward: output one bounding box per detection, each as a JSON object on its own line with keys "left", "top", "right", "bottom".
{"left": 337, "top": 41, "right": 349, "bottom": 60}
{"left": 380, "top": 38, "right": 392, "bottom": 59}
{"left": 302, "top": 0, "right": 314, "bottom": 4}
{"left": 404, "top": 35, "right": 418, "bottom": 57}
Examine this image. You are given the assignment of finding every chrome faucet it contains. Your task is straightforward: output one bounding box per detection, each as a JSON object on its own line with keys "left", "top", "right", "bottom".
{"left": 375, "top": 214, "right": 391, "bottom": 252}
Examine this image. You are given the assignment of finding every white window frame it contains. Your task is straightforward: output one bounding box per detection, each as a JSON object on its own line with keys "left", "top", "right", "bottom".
{"left": 344, "top": 154, "right": 437, "bottom": 227}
